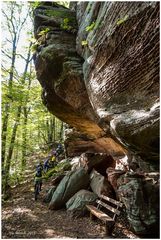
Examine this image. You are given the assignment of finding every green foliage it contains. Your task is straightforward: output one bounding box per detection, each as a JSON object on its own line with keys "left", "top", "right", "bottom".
{"left": 44, "top": 168, "right": 57, "bottom": 179}
{"left": 38, "top": 28, "right": 50, "bottom": 36}
{"left": 60, "top": 18, "right": 73, "bottom": 31}
{"left": 81, "top": 40, "right": 88, "bottom": 46}
{"left": 56, "top": 1, "right": 69, "bottom": 8}
{"left": 2, "top": 1, "right": 66, "bottom": 191}
{"left": 30, "top": 43, "right": 38, "bottom": 52}
{"left": 30, "top": 1, "right": 41, "bottom": 9}
{"left": 9, "top": 172, "right": 24, "bottom": 186}
{"left": 86, "top": 21, "right": 96, "bottom": 32}
{"left": 116, "top": 15, "right": 128, "bottom": 25}
{"left": 44, "top": 161, "right": 71, "bottom": 180}
{"left": 54, "top": 161, "right": 71, "bottom": 172}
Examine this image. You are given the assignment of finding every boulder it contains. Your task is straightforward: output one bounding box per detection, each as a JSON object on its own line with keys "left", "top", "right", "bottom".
{"left": 117, "top": 172, "right": 159, "bottom": 235}
{"left": 107, "top": 167, "right": 126, "bottom": 191}
{"left": 43, "top": 186, "right": 56, "bottom": 203}
{"left": 49, "top": 167, "right": 90, "bottom": 210}
{"left": 51, "top": 174, "right": 65, "bottom": 186}
{"left": 70, "top": 156, "right": 81, "bottom": 171}
{"left": 90, "top": 169, "right": 115, "bottom": 198}
{"left": 66, "top": 189, "right": 97, "bottom": 217}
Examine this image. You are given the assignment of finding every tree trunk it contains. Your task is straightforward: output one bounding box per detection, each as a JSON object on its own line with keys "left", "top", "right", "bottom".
{"left": 2, "top": 36, "right": 17, "bottom": 169}
{"left": 21, "top": 109, "right": 28, "bottom": 170}
{"left": 59, "top": 121, "right": 64, "bottom": 141}
{"left": 2, "top": 104, "right": 10, "bottom": 169}
{"left": 3, "top": 106, "right": 21, "bottom": 194}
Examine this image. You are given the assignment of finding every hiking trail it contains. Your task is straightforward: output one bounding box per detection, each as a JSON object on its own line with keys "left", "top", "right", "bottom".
{"left": 2, "top": 155, "right": 137, "bottom": 239}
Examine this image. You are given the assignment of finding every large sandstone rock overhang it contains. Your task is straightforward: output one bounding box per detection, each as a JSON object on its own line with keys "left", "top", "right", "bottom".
{"left": 33, "top": 2, "right": 159, "bottom": 171}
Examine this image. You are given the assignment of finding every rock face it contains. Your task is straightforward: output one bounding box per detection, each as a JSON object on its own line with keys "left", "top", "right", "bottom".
{"left": 90, "top": 169, "right": 115, "bottom": 198}
{"left": 76, "top": 2, "right": 159, "bottom": 168}
{"left": 49, "top": 167, "right": 90, "bottom": 209}
{"left": 33, "top": 2, "right": 159, "bottom": 170}
{"left": 33, "top": 3, "right": 104, "bottom": 139}
{"left": 33, "top": 2, "right": 159, "bottom": 235}
{"left": 64, "top": 127, "right": 127, "bottom": 160}
{"left": 79, "top": 153, "right": 115, "bottom": 175}
{"left": 107, "top": 167, "right": 126, "bottom": 192}
{"left": 117, "top": 172, "right": 159, "bottom": 235}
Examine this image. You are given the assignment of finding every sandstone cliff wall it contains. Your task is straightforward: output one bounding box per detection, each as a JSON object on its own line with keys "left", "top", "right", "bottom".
{"left": 33, "top": 2, "right": 159, "bottom": 235}
{"left": 33, "top": 2, "right": 159, "bottom": 170}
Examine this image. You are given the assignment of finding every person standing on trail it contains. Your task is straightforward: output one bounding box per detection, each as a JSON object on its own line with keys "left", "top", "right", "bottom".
{"left": 34, "top": 162, "right": 43, "bottom": 191}
{"left": 44, "top": 158, "right": 50, "bottom": 173}
{"left": 55, "top": 143, "right": 63, "bottom": 159}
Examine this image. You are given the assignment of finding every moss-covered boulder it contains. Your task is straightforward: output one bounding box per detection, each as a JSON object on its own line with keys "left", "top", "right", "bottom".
{"left": 66, "top": 189, "right": 97, "bottom": 217}
{"left": 49, "top": 167, "right": 90, "bottom": 210}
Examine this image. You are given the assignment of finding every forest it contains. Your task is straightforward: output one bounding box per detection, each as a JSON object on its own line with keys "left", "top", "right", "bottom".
{"left": 2, "top": 1, "right": 159, "bottom": 239}
{"left": 2, "top": 2, "right": 64, "bottom": 194}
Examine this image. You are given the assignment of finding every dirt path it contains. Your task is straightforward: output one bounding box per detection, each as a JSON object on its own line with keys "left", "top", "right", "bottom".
{"left": 2, "top": 180, "right": 103, "bottom": 238}
{"left": 2, "top": 155, "right": 138, "bottom": 239}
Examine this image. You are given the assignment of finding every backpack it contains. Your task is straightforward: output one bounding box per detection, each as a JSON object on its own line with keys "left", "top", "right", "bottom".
{"left": 36, "top": 165, "right": 42, "bottom": 177}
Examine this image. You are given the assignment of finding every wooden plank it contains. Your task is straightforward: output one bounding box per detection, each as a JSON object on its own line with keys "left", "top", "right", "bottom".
{"left": 100, "top": 195, "right": 123, "bottom": 207}
{"left": 96, "top": 200, "right": 120, "bottom": 215}
{"left": 86, "top": 205, "right": 114, "bottom": 222}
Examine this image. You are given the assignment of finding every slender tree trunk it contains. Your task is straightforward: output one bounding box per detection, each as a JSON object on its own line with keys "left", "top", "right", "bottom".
{"left": 21, "top": 109, "right": 28, "bottom": 170}
{"left": 54, "top": 117, "right": 56, "bottom": 142}
{"left": 59, "top": 121, "right": 64, "bottom": 141}
{"left": 2, "top": 104, "right": 10, "bottom": 168}
{"left": 21, "top": 64, "right": 32, "bottom": 170}
{"left": 3, "top": 106, "right": 21, "bottom": 194}
{"left": 2, "top": 37, "right": 17, "bottom": 169}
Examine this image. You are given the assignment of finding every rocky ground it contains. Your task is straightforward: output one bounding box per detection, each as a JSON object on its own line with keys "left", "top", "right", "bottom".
{"left": 2, "top": 156, "right": 138, "bottom": 239}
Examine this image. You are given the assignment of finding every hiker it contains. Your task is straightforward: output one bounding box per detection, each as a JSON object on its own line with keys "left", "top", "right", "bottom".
{"left": 56, "top": 143, "right": 63, "bottom": 157}
{"left": 50, "top": 154, "right": 57, "bottom": 167}
{"left": 34, "top": 161, "right": 43, "bottom": 191}
{"left": 44, "top": 157, "right": 50, "bottom": 173}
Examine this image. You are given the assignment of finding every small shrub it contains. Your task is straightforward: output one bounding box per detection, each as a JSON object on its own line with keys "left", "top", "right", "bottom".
{"left": 38, "top": 28, "right": 50, "bottom": 36}
{"left": 30, "top": 43, "right": 38, "bottom": 52}
{"left": 60, "top": 18, "right": 73, "bottom": 31}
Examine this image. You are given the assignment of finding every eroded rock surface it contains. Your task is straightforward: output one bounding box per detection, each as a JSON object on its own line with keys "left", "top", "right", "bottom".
{"left": 76, "top": 2, "right": 159, "bottom": 167}
{"left": 34, "top": 2, "right": 159, "bottom": 169}
{"left": 33, "top": 2, "right": 159, "bottom": 236}
{"left": 117, "top": 172, "right": 159, "bottom": 235}
{"left": 33, "top": 3, "right": 104, "bottom": 139}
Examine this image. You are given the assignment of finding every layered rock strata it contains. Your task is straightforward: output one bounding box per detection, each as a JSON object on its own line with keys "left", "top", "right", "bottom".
{"left": 34, "top": 2, "right": 159, "bottom": 170}
{"left": 33, "top": 2, "right": 159, "bottom": 235}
